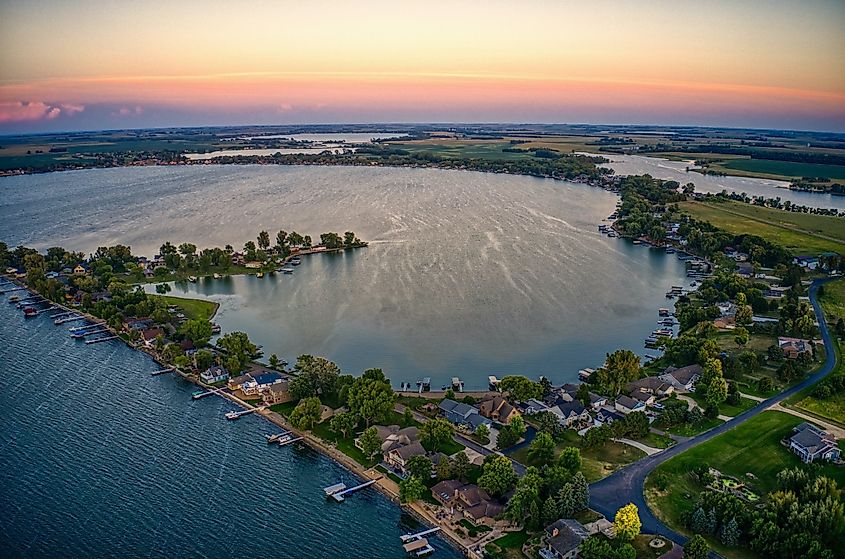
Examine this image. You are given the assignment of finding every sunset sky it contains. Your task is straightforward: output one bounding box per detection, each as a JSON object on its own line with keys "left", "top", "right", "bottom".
{"left": 1, "top": 0, "right": 844, "bottom": 133}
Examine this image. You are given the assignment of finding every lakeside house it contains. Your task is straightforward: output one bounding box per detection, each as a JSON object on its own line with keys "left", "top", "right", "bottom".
{"left": 552, "top": 401, "right": 591, "bottom": 428}
{"left": 431, "top": 479, "right": 504, "bottom": 527}
{"left": 241, "top": 371, "right": 286, "bottom": 396}
{"left": 139, "top": 327, "right": 164, "bottom": 348}
{"left": 439, "top": 399, "right": 481, "bottom": 426}
{"left": 627, "top": 377, "right": 675, "bottom": 398}
{"left": 478, "top": 396, "right": 521, "bottom": 424}
{"left": 793, "top": 255, "right": 820, "bottom": 270}
{"left": 540, "top": 519, "right": 589, "bottom": 559}
{"left": 614, "top": 395, "right": 646, "bottom": 415}
{"left": 787, "top": 422, "right": 841, "bottom": 463}
{"left": 384, "top": 440, "right": 426, "bottom": 476}
{"left": 200, "top": 365, "right": 228, "bottom": 384}
{"left": 262, "top": 382, "right": 292, "bottom": 405}
{"left": 659, "top": 364, "right": 702, "bottom": 392}
{"left": 596, "top": 406, "right": 625, "bottom": 424}
{"left": 355, "top": 425, "right": 421, "bottom": 455}
{"left": 524, "top": 398, "right": 549, "bottom": 415}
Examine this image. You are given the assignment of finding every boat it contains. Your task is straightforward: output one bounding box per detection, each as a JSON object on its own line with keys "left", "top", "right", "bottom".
{"left": 213, "top": 273, "right": 222, "bottom": 279}
{"left": 256, "top": 272, "right": 264, "bottom": 278}
{"left": 658, "top": 308, "right": 670, "bottom": 317}
{"left": 488, "top": 375, "right": 500, "bottom": 390}
{"left": 281, "top": 267, "right": 294, "bottom": 274}
{"left": 415, "top": 377, "right": 431, "bottom": 391}
{"left": 188, "top": 276, "right": 198, "bottom": 283}
{"left": 632, "top": 239, "right": 642, "bottom": 245}
{"left": 607, "top": 231, "right": 618, "bottom": 238}
{"left": 211, "top": 323, "right": 221, "bottom": 334}
{"left": 8, "top": 295, "right": 20, "bottom": 303}
{"left": 191, "top": 390, "right": 208, "bottom": 400}
{"left": 290, "top": 258, "right": 302, "bottom": 266}
{"left": 665, "top": 247, "right": 676, "bottom": 254}
{"left": 267, "top": 432, "right": 288, "bottom": 443}
{"left": 23, "top": 307, "right": 37, "bottom": 317}
{"left": 225, "top": 411, "right": 240, "bottom": 420}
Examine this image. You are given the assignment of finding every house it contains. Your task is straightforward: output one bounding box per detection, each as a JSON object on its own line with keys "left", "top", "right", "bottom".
{"left": 241, "top": 371, "right": 285, "bottom": 395}
{"left": 228, "top": 373, "right": 253, "bottom": 391}
{"left": 541, "top": 519, "right": 589, "bottom": 559}
{"left": 125, "top": 317, "right": 154, "bottom": 331}
{"left": 355, "top": 425, "right": 421, "bottom": 454}
{"left": 73, "top": 263, "right": 88, "bottom": 275}
{"left": 659, "top": 364, "right": 702, "bottom": 391}
{"left": 787, "top": 423, "right": 841, "bottom": 463}
{"left": 200, "top": 365, "right": 228, "bottom": 384}
{"left": 524, "top": 398, "right": 550, "bottom": 415}
{"left": 736, "top": 262, "right": 754, "bottom": 278}
{"left": 478, "top": 396, "right": 521, "bottom": 424}
{"left": 553, "top": 401, "right": 591, "bottom": 428}
{"left": 439, "top": 399, "right": 481, "bottom": 426}
{"left": 627, "top": 377, "right": 675, "bottom": 397}
{"left": 262, "top": 380, "right": 292, "bottom": 405}
{"left": 614, "top": 395, "right": 646, "bottom": 415}
{"left": 596, "top": 406, "right": 625, "bottom": 424}
{"left": 793, "top": 255, "right": 819, "bottom": 270}
{"left": 45, "top": 271, "right": 59, "bottom": 280}
{"left": 716, "top": 301, "right": 735, "bottom": 317}
{"left": 139, "top": 327, "right": 164, "bottom": 347}
{"left": 465, "top": 413, "right": 493, "bottom": 432}
{"left": 629, "top": 390, "right": 655, "bottom": 406}
{"left": 384, "top": 440, "right": 426, "bottom": 476}
{"left": 431, "top": 480, "right": 504, "bottom": 526}
{"left": 778, "top": 337, "right": 815, "bottom": 359}
{"left": 587, "top": 392, "right": 608, "bottom": 410}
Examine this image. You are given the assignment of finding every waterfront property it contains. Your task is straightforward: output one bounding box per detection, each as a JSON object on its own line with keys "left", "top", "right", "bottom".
{"left": 430, "top": 479, "right": 504, "bottom": 528}
{"left": 477, "top": 395, "right": 521, "bottom": 424}
{"left": 200, "top": 365, "right": 228, "bottom": 384}
{"left": 659, "top": 364, "right": 702, "bottom": 392}
{"left": 540, "top": 519, "right": 589, "bottom": 559}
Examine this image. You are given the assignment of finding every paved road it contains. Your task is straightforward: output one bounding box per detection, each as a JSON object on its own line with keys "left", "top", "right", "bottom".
{"left": 589, "top": 278, "right": 839, "bottom": 546}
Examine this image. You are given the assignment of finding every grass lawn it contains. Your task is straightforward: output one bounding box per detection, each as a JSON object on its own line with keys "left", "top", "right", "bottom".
{"left": 714, "top": 330, "right": 774, "bottom": 355}
{"left": 425, "top": 437, "right": 465, "bottom": 456}
{"left": 485, "top": 530, "right": 530, "bottom": 559}
{"left": 151, "top": 294, "right": 219, "bottom": 320}
{"left": 459, "top": 518, "right": 493, "bottom": 537}
{"left": 686, "top": 391, "right": 757, "bottom": 417}
{"left": 717, "top": 158, "right": 845, "bottom": 181}
{"left": 665, "top": 417, "right": 724, "bottom": 437}
{"left": 631, "top": 534, "right": 668, "bottom": 559}
{"left": 646, "top": 410, "right": 844, "bottom": 559}
{"left": 632, "top": 431, "right": 675, "bottom": 449}
{"left": 678, "top": 200, "right": 845, "bottom": 255}
{"left": 310, "top": 420, "right": 378, "bottom": 468}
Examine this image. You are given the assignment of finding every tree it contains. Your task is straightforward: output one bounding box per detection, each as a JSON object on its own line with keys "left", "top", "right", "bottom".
{"left": 268, "top": 354, "right": 281, "bottom": 370}
{"left": 329, "top": 411, "right": 358, "bottom": 439}
{"left": 596, "top": 350, "right": 640, "bottom": 396}
{"left": 542, "top": 496, "right": 559, "bottom": 526}
{"left": 528, "top": 432, "right": 556, "bottom": 465}
{"left": 613, "top": 503, "right": 641, "bottom": 541}
{"left": 419, "top": 418, "right": 454, "bottom": 452}
{"left": 735, "top": 303, "right": 753, "bottom": 326}
{"left": 358, "top": 426, "right": 382, "bottom": 458}
{"left": 475, "top": 423, "right": 490, "bottom": 441}
{"left": 399, "top": 475, "right": 427, "bottom": 503}
{"left": 179, "top": 319, "right": 213, "bottom": 347}
{"left": 734, "top": 326, "right": 749, "bottom": 347}
{"left": 347, "top": 376, "right": 395, "bottom": 427}
{"left": 275, "top": 230, "right": 288, "bottom": 248}
{"left": 683, "top": 535, "right": 710, "bottom": 559}
{"left": 290, "top": 356, "right": 342, "bottom": 400}
{"left": 698, "top": 357, "right": 723, "bottom": 391}
{"left": 289, "top": 396, "right": 322, "bottom": 430}
{"left": 452, "top": 451, "right": 470, "bottom": 482}
{"left": 720, "top": 516, "right": 740, "bottom": 547}
{"left": 580, "top": 536, "right": 636, "bottom": 559}
{"left": 155, "top": 283, "right": 171, "bottom": 294}
{"left": 435, "top": 457, "right": 453, "bottom": 481}
{"left": 557, "top": 472, "right": 590, "bottom": 517}
{"left": 558, "top": 447, "right": 581, "bottom": 473}
{"left": 403, "top": 406, "right": 414, "bottom": 427}
{"left": 536, "top": 410, "right": 564, "bottom": 439}
{"left": 498, "top": 375, "right": 542, "bottom": 402}
{"left": 257, "top": 231, "right": 270, "bottom": 250}
{"left": 406, "top": 455, "right": 433, "bottom": 480}
{"left": 477, "top": 454, "right": 516, "bottom": 498}
{"left": 622, "top": 411, "right": 649, "bottom": 438}
{"left": 216, "top": 331, "right": 257, "bottom": 373}
{"left": 690, "top": 506, "right": 708, "bottom": 534}
{"left": 706, "top": 375, "right": 728, "bottom": 408}
{"left": 194, "top": 349, "right": 214, "bottom": 371}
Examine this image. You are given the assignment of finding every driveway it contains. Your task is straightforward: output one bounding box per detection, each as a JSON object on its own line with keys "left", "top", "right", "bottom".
{"left": 589, "top": 279, "right": 839, "bottom": 547}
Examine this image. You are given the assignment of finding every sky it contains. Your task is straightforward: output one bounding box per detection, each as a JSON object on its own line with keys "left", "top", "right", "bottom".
{"left": 1, "top": 0, "right": 844, "bottom": 133}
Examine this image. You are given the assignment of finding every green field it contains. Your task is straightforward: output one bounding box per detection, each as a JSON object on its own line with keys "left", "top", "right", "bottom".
{"left": 679, "top": 200, "right": 845, "bottom": 255}
{"left": 150, "top": 295, "right": 219, "bottom": 320}
{"left": 388, "top": 139, "right": 533, "bottom": 160}
{"left": 647, "top": 410, "right": 845, "bottom": 525}
{"left": 718, "top": 158, "right": 845, "bottom": 181}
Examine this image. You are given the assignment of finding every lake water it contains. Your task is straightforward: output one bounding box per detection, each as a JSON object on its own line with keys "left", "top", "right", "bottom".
{"left": 597, "top": 153, "right": 845, "bottom": 211}
{"left": 1, "top": 164, "right": 689, "bottom": 388}
{"left": 0, "top": 297, "right": 460, "bottom": 559}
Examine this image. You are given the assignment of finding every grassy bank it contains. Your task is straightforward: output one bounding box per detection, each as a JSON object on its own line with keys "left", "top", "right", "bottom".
{"left": 150, "top": 294, "right": 219, "bottom": 320}
{"left": 678, "top": 200, "right": 845, "bottom": 255}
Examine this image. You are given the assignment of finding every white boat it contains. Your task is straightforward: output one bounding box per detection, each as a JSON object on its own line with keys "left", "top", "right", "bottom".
{"left": 213, "top": 273, "right": 222, "bottom": 279}
{"left": 188, "top": 276, "right": 198, "bottom": 283}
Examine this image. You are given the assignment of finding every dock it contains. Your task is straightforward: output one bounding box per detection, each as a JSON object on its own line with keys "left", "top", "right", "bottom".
{"left": 278, "top": 435, "right": 303, "bottom": 446}
{"left": 323, "top": 482, "right": 347, "bottom": 496}
{"left": 85, "top": 335, "right": 118, "bottom": 344}
{"left": 73, "top": 327, "right": 109, "bottom": 338}
{"left": 403, "top": 538, "right": 434, "bottom": 556}
{"left": 400, "top": 527, "right": 441, "bottom": 543}
{"left": 150, "top": 368, "right": 175, "bottom": 376}
{"left": 266, "top": 431, "right": 289, "bottom": 443}
{"left": 328, "top": 477, "right": 382, "bottom": 502}
{"left": 192, "top": 387, "right": 226, "bottom": 400}
{"left": 56, "top": 315, "right": 87, "bottom": 325}
{"left": 68, "top": 321, "right": 103, "bottom": 332}
{"left": 225, "top": 406, "right": 266, "bottom": 420}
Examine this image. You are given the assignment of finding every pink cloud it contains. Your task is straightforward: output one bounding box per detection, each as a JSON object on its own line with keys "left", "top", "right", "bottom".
{"left": 112, "top": 105, "right": 143, "bottom": 117}
{"left": 0, "top": 101, "right": 66, "bottom": 122}
{"left": 60, "top": 103, "right": 86, "bottom": 115}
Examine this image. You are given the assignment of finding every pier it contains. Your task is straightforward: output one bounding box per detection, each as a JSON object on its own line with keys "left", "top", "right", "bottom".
{"left": 56, "top": 315, "right": 87, "bottom": 325}
{"left": 68, "top": 321, "right": 103, "bottom": 332}
{"left": 328, "top": 477, "right": 381, "bottom": 502}
{"left": 400, "top": 527, "right": 439, "bottom": 556}
{"left": 72, "top": 327, "right": 110, "bottom": 338}
{"left": 400, "top": 527, "right": 441, "bottom": 543}
{"left": 150, "top": 368, "right": 175, "bottom": 376}
{"left": 278, "top": 436, "right": 303, "bottom": 446}
{"left": 192, "top": 387, "right": 226, "bottom": 400}
{"left": 225, "top": 406, "right": 266, "bottom": 420}
{"left": 85, "top": 335, "right": 118, "bottom": 344}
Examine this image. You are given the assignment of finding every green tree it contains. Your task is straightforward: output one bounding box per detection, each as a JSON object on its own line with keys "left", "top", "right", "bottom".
{"left": 683, "top": 535, "right": 710, "bottom": 559}
{"left": 419, "top": 418, "right": 454, "bottom": 452}
{"left": 194, "top": 349, "right": 214, "bottom": 371}
{"left": 289, "top": 396, "right": 322, "bottom": 430}
{"left": 347, "top": 375, "right": 395, "bottom": 427}
{"left": 257, "top": 230, "right": 270, "bottom": 250}
{"left": 216, "top": 331, "right": 257, "bottom": 373}
{"left": 734, "top": 326, "right": 749, "bottom": 348}
{"left": 580, "top": 536, "right": 636, "bottom": 559}
{"left": 477, "top": 454, "right": 517, "bottom": 498}
{"left": 452, "top": 451, "right": 470, "bottom": 482}
{"left": 403, "top": 406, "right": 414, "bottom": 427}
{"left": 527, "top": 432, "right": 556, "bottom": 465}
{"left": 290, "top": 356, "right": 342, "bottom": 400}
{"left": 720, "top": 516, "right": 740, "bottom": 547}
{"left": 498, "top": 375, "right": 542, "bottom": 402}
{"left": 405, "top": 455, "right": 433, "bottom": 480}
{"left": 268, "top": 353, "right": 281, "bottom": 370}
{"left": 735, "top": 303, "right": 753, "bottom": 326}
{"left": 179, "top": 319, "right": 213, "bottom": 347}
{"left": 542, "top": 496, "right": 559, "bottom": 526}
{"left": 358, "top": 426, "right": 382, "bottom": 458}
{"left": 558, "top": 447, "right": 581, "bottom": 473}
{"left": 399, "top": 475, "right": 427, "bottom": 503}
{"left": 706, "top": 375, "right": 728, "bottom": 408}
{"left": 596, "top": 349, "right": 641, "bottom": 396}
{"left": 329, "top": 411, "right": 358, "bottom": 439}
{"left": 435, "top": 457, "right": 453, "bottom": 480}
{"left": 614, "top": 503, "right": 641, "bottom": 541}
{"left": 155, "top": 283, "right": 171, "bottom": 294}
{"left": 475, "top": 422, "right": 490, "bottom": 441}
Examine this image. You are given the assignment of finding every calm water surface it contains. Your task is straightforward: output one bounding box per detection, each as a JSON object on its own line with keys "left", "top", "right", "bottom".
{"left": 2, "top": 165, "right": 691, "bottom": 388}
{"left": 0, "top": 299, "right": 460, "bottom": 558}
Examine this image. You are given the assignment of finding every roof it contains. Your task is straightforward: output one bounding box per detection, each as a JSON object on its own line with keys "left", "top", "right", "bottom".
{"left": 392, "top": 441, "right": 426, "bottom": 461}
{"left": 457, "top": 484, "right": 487, "bottom": 506}
{"left": 790, "top": 423, "right": 834, "bottom": 454}
{"left": 140, "top": 327, "right": 163, "bottom": 341}
{"left": 229, "top": 373, "right": 252, "bottom": 386}
{"left": 628, "top": 376, "right": 671, "bottom": 393}
{"left": 439, "top": 399, "right": 478, "bottom": 418}
{"left": 616, "top": 395, "right": 641, "bottom": 409}
{"left": 545, "top": 519, "right": 588, "bottom": 555}
{"left": 250, "top": 372, "right": 283, "bottom": 385}
{"left": 588, "top": 392, "right": 607, "bottom": 404}
{"left": 466, "top": 414, "right": 492, "bottom": 429}
{"left": 630, "top": 391, "right": 653, "bottom": 402}
{"left": 203, "top": 365, "right": 226, "bottom": 377}
{"left": 267, "top": 381, "right": 289, "bottom": 394}
{"left": 556, "top": 400, "right": 586, "bottom": 416}
{"left": 663, "top": 364, "right": 702, "bottom": 384}
{"left": 432, "top": 479, "right": 463, "bottom": 501}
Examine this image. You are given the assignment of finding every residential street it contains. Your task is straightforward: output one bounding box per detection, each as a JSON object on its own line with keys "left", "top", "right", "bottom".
{"left": 588, "top": 279, "right": 839, "bottom": 546}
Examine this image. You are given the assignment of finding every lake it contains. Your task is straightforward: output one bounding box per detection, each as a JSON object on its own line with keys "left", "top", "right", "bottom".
{"left": 0, "top": 296, "right": 460, "bottom": 559}
{"left": 597, "top": 153, "right": 845, "bottom": 211}
{"left": 1, "top": 164, "right": 690, "bottom": 389}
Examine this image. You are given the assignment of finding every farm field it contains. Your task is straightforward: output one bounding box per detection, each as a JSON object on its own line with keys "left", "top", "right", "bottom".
{"left": 717, "top": 158, "right": 845, "bottom": 181}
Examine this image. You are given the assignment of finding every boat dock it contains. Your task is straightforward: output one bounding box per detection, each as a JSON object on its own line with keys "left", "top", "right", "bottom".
{"left": 400, "top": 527, "right": 441, "bottom": 543}
{"left": 150, "top": 368, "right": 175, "bottom": 376}
{"left": 56, "top": 315, "right": 87, "bottom": 325}
{"left": 327, "top": 477, "right": 382, "bottom": 502}
{"left": 400, "top": 527, "right": 440, "bottom": 556}
{"left": 266, "top": 431, "right": 289, "bottom": 443}
{"left": 68, "top": 321, "right": 103, "bottom": 332}
{"left": 0, "top": 287, "right": 26, "bottom": 294}
{"left": 73, "top": 327, "right": 109, "bottom": 338}
{"left": 85, "top": 335, "right": 118, "bottom": 344}
{"left": 225, "top": 406, "right": 266, "bottom": 420}
{"left": 192, "top": 387, "right": 226, "bottom": 400}
{"left": 278, "top": 435, "right": 303, "bottom": 446}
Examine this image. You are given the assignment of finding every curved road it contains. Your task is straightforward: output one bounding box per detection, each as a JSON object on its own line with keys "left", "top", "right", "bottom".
{"left": 589, "top": 278, "right": 839, "bottom": 545}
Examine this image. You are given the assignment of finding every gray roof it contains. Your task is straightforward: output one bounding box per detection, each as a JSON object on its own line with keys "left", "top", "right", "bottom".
{"left": 616, "top": 395, "right": 641, "bottom": 409}
{"left": 556, "top": 401, "right": 586, "bottom": 416}
{"left": 545, "top": 519, "right": 588, "bottom": 555}
{"left": 663, "top": 364, "right": 702, "bottom": 384}
{"left": 439, "top": 398, "right": 478, "bottom": 419}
